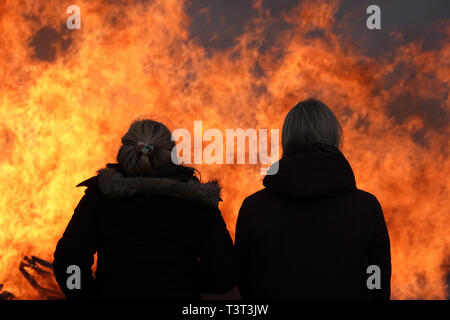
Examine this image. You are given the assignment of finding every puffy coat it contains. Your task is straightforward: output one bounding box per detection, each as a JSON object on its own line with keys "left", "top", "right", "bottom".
{"left": 53, "top": 163, "right": 235, "bottom": 299}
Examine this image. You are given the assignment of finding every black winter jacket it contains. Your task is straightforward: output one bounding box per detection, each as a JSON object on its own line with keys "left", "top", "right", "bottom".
{"left": 235, "top": 143, "right": 391, "bottom": 299}
{"left": 53, "top": 164, "right": 235, "bottom": 299}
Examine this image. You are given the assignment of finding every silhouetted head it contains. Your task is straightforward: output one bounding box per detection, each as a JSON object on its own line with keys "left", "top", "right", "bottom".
{"left": 117, "top": 119, "right": 177, "bottom": 176}
{"left": 281, "top": 98, "right": 343, "bottom": 156}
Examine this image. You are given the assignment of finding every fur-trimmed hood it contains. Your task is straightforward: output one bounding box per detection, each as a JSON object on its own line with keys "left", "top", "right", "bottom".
{"left": 78, "top": 165, "right": 222, "bottom": 208}
{"left": 96, "top": 167, "right": 222, "bottom": 208}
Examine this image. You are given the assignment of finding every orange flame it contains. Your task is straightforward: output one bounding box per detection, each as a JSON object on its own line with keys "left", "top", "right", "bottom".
{"left": 0, "top": 0, "right": 448, "bottom": 299}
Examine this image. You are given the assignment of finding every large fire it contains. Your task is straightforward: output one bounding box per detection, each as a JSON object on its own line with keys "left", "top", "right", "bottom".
{"left": 0, "top": 0, "right": 448, "bottom": 299}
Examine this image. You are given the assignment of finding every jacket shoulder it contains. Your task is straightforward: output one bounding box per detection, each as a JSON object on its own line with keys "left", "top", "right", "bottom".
{"left": 76, "top": 176, "right": 98, "bottom": 188}
{"left": 352, "top": 189, "right": 382, "bottom": 207}
{"left": 75, "top": 176, "right": 103, "bottom": 198}
{"left": 241, "top": 188, "right": 271, "bottom": 205}
{"left": 237, "top": 188, "right": 272, "bottom": 220}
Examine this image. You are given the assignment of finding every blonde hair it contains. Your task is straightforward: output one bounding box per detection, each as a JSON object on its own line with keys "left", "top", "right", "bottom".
{"left": 117, "top": 119, "right": 176, "bottom": 176}
{"left": 282, "top": 98, "right": 343, "bottom": 155}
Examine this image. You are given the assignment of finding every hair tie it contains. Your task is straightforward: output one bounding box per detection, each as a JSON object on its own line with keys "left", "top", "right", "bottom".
{"left": 136, "top": 141, "right": 154, "bottom": 155}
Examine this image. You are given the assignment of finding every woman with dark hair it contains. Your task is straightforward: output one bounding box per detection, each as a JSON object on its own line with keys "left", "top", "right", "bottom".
{"left": 235, "top": 98, "right": 391, "bottom": 299}
{"left": 53, "top": 119, "right": 235, "bottom": 299}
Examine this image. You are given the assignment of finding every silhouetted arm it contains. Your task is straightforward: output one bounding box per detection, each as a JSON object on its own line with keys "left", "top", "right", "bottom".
{"left": 198, "top": 207, "right": 236, "bottom": 294}
{"left": 367, "top": 198, "right": 391, "bottom": 299}
{"left": 53, "top": 188, "right": 99, "bottom": 299}
{"left": 234, "top": 198, "right": 251, "bottom": 299}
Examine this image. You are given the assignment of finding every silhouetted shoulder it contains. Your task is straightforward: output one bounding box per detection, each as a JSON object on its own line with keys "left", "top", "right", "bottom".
{"left": 348, "top": 189, "right": 386, "bottom": 230}
{"left": 352, "top": 189, "right": 383, "bottom": 209}
{"left": 75, "top": 176, "right": 103, "bottom": 198}
{"left": 237, "top": 188, "right": 273, "bottom": 223}
{"left": 241, "top": 188, "right": 271, "bottom": 206}
{"left": 76, "top": 176, "right": 98, "bottom": 188}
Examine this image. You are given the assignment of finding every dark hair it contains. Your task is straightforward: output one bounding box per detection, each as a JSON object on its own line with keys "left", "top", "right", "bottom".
{"left": 117, "top": 119, "right": 201, "bottom": 180}
{"left": 281, "top": 98, "right": 343, "bottom": 155}
{"left": 117, "top": 119, "right": 177, "bottom": 176}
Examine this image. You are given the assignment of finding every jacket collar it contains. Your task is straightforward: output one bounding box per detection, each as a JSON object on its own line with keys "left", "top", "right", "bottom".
{"left": 78, "top": 164, "right": 222, "bottom": 208}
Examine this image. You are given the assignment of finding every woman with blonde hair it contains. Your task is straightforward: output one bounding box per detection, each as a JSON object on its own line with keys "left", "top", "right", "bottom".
{"left": 235, "top": 98, "right": 391, "bottom": 299}
{"left": 53, "top": 119, "right": 235, "bottom": 299}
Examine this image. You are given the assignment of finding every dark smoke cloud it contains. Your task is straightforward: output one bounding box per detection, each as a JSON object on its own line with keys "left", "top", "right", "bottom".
{"left": 187, "top": 0, "right": 449, "bottom": 53}
{"left": 29, "top": 25, "right": 74, "bottom": 62}
{"left": 186, "top": 0, "right": 449, "bottom": 142}
{"left": 333, "top": 0, "right": 449, "bottom": 55}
